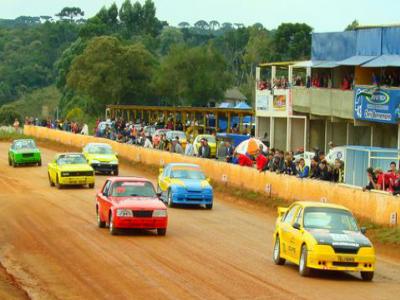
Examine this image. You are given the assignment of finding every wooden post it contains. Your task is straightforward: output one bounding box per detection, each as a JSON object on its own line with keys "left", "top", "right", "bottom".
{"left": 182, "top": 111, "right": 187, "bottom": 131}
{"left": 227, "top": 112, "right": 231, "bottom": 133}
{"left": 215, "top": 112, "right": 219, "bottom": 133}
{"left": 203, "top": 112, "right": 207, "bottom": 133}
{"left": 239, "top": 114, "right": 243, "bottom": 133}
{"left": 173, "top": 112, "right": 176, "bottom": 130}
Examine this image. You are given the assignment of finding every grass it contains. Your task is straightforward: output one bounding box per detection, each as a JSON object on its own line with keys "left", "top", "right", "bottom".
{"left": 0, "top": 130, "right": 29, "bottom": 142}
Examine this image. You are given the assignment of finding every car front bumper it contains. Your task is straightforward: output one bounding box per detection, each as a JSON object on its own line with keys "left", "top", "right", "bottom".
{"left": 307, "top": 246, "right": 376, "bottom": 272}
{"left": 114, "top": 217, "right": 168, "bottom": 229}
{"left": 91, "top": 163, "right": 118, "bottom": 173}
{"left": 59, "top": 176, "right": 95, "bottom": 185}
{"left": 172, "top": 192, "right": 213, "bottom": 205}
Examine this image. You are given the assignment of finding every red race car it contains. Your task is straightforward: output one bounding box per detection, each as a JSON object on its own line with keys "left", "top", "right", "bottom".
{"left": 96, "top": 177, "right": 168, "bottom": 236}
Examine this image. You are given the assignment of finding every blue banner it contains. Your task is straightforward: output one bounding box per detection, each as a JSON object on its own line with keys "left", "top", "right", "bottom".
{"left": 354, "top": 87, "right": 400, "bottom": 124}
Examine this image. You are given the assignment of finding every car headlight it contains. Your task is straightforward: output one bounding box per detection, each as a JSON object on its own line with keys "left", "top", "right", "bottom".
{"left": 110, "top": 160, "right": 119, "bottom": 165}
{"left": 153, "top": 210, "right": 167, "bottom": 217}
{"left": 116, "top": 209, "right": 133, "bottom": 217}
{"left": 91, "top": 160, "right": 100, "bottom": 164}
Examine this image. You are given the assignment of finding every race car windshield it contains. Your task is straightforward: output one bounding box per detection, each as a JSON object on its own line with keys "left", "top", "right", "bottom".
{"left": 171, "top": 169, "right": 205, "bottom": 180}
{"left": 57, "top": 155, "right": 87, "bottom": 165}
{"left": 303, "top": 207, "right": 359, "bottom": 232}
{"left": 88, "top": 145, "right": 113, "bottom": 154}
{"left": 111, "top": 181, "right": 156, "bottom": 197}
{"left": 15, "top": 140, "right": 36, "bottom": 150}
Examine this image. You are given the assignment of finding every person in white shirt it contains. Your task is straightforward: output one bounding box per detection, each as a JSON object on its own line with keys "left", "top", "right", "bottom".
{"left": 184, "top": 138, "right": 194, "bottom": 156}
{"left": 81, "top": 123, "right": 89, "bottom": 135}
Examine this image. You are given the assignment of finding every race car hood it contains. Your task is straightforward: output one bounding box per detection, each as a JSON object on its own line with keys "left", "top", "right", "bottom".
{"left": 171, "top": 179, "right": 212, "bottom": 191}
{"left": 13, "top": 148, "right": 40, "bottom": 154}
{"left": 86, "top": 153, "right": 117, "bottom": 162}
{"left": 308, "top": 229, "right": 372, "bottom": 248}
{"left": 59, "top": 164, "right": 94, "bottom": 172}
{"left": 110, "top": 197, "right": 166, "bottom": 210}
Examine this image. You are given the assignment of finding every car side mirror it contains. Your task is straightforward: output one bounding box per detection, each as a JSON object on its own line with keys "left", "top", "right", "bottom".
{"left": 360, "top": 227, "right": 367, "bottom": 234}
{"left": 156, "top": 192, "right": 162, "bottom": 199}
{"left": 293, "top": 222, "right": 301, "bottom": 230}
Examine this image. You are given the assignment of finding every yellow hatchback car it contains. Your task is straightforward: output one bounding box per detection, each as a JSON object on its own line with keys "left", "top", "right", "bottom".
{"left": 272, "top": 201, "right": 375, "bottom": 281}
{"left": 48, "top": 153, "right": 95, "bottom": 189}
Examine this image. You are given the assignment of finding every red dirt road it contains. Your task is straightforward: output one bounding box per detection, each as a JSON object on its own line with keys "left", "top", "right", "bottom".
{"left": 0, "top": 143, "right": 400, "bottom": 300}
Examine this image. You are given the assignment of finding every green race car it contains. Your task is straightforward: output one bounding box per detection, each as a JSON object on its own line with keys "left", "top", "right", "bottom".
{"left": 8, "top": 139, "right": 42, "bottom": 167}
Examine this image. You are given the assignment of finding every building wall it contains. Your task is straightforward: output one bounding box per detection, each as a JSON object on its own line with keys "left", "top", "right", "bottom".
{"left": 274, "top": 118, "right": 287, "bottom": 150}
{"left": 372, "top": 124, "right": 398, "bottom": 148}
{"left": 256, "top": 116, "right": 270, "bottom": 141}
{"left": 291, "top": 118, "right": 305, "bottom": 151}
{"left": 309, "top": 119, "right": 325, "bottom": 151}
{"left": 330, "top": 122, "right": 347, "bottom": 147}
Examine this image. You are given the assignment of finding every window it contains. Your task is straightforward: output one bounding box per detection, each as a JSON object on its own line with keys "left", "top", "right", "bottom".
{"left": 294, "top": 208, "right": 303, "bottom": 225}
{"left": 303, "top": 207, "right": 359, "bottom": 231}
{"left": 103, "top": 180, "right": 112, "bottom": 196}
{"left": 283, "top": 205, "right": 298, "bottom": 224}
{"left": 110, "top": 181, "right": 156, "bottom": 198}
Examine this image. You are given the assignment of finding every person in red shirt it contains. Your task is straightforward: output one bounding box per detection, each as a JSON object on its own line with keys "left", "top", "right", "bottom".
{"left": 255, "top": 150, "right": 268, "bottom": 171}
{"left": 235, "top": 152, "right": 253, "bottom": 167}
{"left": 376, "top": 169, "right": 386, "bottom": 191}
{"left": 386, "top": 161, "right": 398, "bottom": 192}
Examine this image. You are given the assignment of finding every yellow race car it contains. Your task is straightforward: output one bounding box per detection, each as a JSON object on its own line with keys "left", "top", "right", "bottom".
{"left": 48, "top": 153, "right": 95, "bottom": 189}
{"left": 272, "top": 201, "right": 375, "bottom": 281}
{"left": 83, "top": 143, "right": 119, "bottom": 175}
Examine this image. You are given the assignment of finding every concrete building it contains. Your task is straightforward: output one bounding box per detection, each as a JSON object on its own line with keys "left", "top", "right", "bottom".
{"left": 255, "top": 25, "right": 400, "bottom": 153}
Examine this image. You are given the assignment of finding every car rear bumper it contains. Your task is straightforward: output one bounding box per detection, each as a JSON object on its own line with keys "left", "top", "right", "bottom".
{"left": 59, "top": 176, "right": 95, "bottom": 185}
{"left": 14, "top": 155, "right": 41, "bottom": 164}
{"left": 307, "top": 248, "right": 376, "bottom": 272}
{"left": 114, "top": 217, "right": 168, "bottom": 229}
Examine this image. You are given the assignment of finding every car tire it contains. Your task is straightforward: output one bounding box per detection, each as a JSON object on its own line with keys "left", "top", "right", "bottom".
{"left": 205, "top": 203, "right": 213, "bottom": 210}
{"left": 56, "top": 175, "right": 62, "bottom": 189}
{"left": 299, "top": 244, "right": 311, "bottom": 277}
{"left": 8, "top": 157, "right": 12, "bottom": 166}
{"left": 48, "top": 173, "right": 55, "bottom": 187}
{"left": 114, "top": 169, "right": 119, "bottom": 176}
{"left": 38, "top": 160, "right": 42, "bottom": 167}
{"left": 97, "top": 207, "right": 106, "bottom": 228}
{"left": 273, "top": 236, "right": 286, "bottom": 265}
{"left": 157, "top": 228, "right": 167, "bottom": 236}
{"left": 167, "top": 189, "right": 174, "bottom": 208}
{"left": 89, "top": 183, "right": 95, "bottom": 189}
{"left": 109, "top": 213, "right": 117, "bottom": 235}
{"left": 12, "top": 159, "right": 16, "bottom": 168}
{"left": 361, "top": 271, "right": 374, "bottom": 282}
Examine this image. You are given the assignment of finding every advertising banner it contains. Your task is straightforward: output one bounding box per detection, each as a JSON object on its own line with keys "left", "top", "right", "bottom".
{"left": 354, "top": 86, "right": 400, "bottom": 124}
{"left": 255, "top": 89, "right": 292, "bottom": 117}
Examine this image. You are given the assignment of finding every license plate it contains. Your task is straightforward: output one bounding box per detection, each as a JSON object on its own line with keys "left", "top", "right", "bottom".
{"left": 338, "top": 256, "right": 355, "bottom": 262}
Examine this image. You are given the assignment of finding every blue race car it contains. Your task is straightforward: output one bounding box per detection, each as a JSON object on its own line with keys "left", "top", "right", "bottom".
{"left": 157, "top": 163, "right": 213, "bottom": 209}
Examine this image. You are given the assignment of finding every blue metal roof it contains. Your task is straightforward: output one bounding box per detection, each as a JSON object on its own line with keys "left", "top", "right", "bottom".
{"left": 362, "top": 54, "right": 400, "bottom": 67}
{"left": 337, "top": 55, "right": 377, "bottom": 66}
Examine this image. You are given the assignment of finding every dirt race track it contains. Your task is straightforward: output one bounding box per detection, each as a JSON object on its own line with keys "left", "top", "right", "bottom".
{"left": 1, "top": 143, "right": 400, "bottom": 300}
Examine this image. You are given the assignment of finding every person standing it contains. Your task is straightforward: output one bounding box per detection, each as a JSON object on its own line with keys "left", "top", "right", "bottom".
{"left": 297, "top": 158, "right": 310, "bottom": 178}
{"left": 198, "top": 138, "right": 211, "bottom": 158}
{"left": 184, "top": 138, "right": 194, "bottom": 156}
{"left": 13, "top": 118, "right": 20, "bottom": 131}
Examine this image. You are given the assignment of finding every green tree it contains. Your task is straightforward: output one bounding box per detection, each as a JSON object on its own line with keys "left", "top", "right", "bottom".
{"left": 273, "top": 23, "right": 312, "bottom": 61}
{"left": 155, "top": 45, "right": 232, "bottom": 106}
{"left": 158, "top": 27, "right": 184, "bottom": 55}
{"left": 66, "top": 36, "right": 156, "bottom": 112}
{"left": 178, "top": 22, "right": 190, "bottom": 28}
{"left": 56, "top": 7, "right": 84, "bottom": 22}
{"left": 209, "top": 20, "right": 220, "bottom": 31}
{"left": 345, "top": 19, "right": 359, "bottom": 31}
{"left": 194, "top": 20, "right": 209, "bottom": 30}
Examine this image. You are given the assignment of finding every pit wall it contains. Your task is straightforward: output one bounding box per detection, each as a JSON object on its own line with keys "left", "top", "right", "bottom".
{"left": 24, "top": 125, "right": 400, "bottom": 226}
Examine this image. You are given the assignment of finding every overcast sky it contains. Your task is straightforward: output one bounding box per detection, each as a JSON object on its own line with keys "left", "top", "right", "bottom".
{"left": 1, "top": 0, "right": 400, "bottom": 32}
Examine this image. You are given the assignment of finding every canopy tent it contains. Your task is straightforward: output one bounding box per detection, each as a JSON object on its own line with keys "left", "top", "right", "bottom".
{"left": 362, "top": 54, "right": 400, "bottom": 67}
{"left": 292, "top": 60, "right": 323, "bottom": 68}
{"left": 218, "top": 102, "right": 234, "bottom": 108}
{"left": 234, "top": 102, "right": 251, "bottom": 109}
{"left": 337, "top": 55, "right": 377, "bottom": 66}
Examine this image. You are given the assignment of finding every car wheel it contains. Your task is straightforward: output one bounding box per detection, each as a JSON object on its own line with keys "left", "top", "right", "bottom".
{"left": 12, "top": 159, "right": 16, "bottom": 168}
{"left": 89, "top": 183, "right": 95, "bottom": 189}
{"left": 8, "top": 157, "right": 12, "bottom": 166}
{"left": 167, "top": 189, "right": 174, "bottom": 208}
{"left": 299, "top": 244, "right": 311, "bottom": 277}
{"left": 48, "top": 173, "right": 55, "bottom": 187}
{"left": 361, "top": 271, "right": 374, "bottom": 282}
{"left": 205, "top": 203, "right": 213, "bottom": 210}
{"left": 56, "top": 175, "right": 62, "bottom": 189}
{"left": 109, "top": 213, "right": 117, "bottom": 235}
{"left": 273, "top": 236, "right": 286, "bottom": 265}
{"left": 113, "top": 169, "right": 119, "bottom": 176}
{"left": 157, "top": 228, "right": 167, "bottom": 236}
{"left": 97, "top": 207, "right": 106, "bottom": 228}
